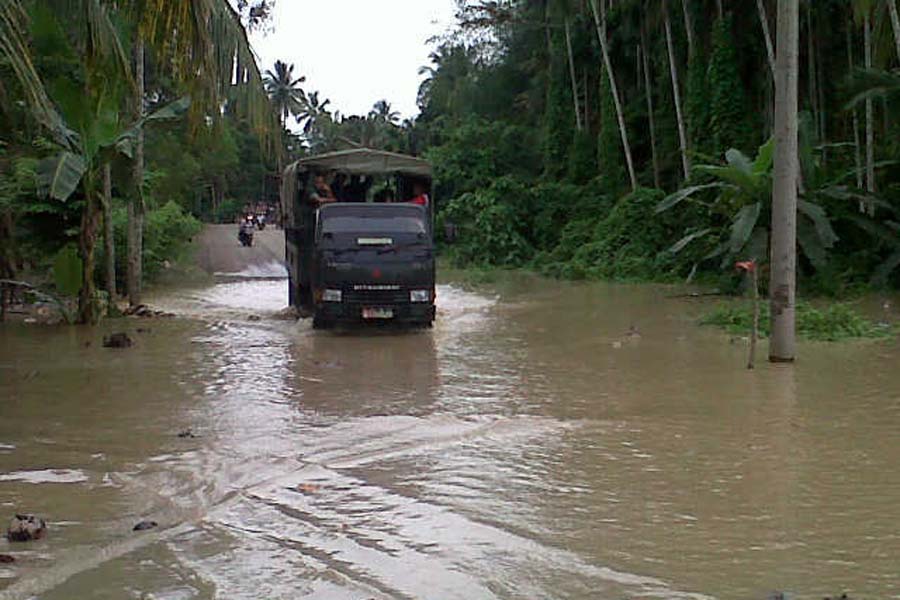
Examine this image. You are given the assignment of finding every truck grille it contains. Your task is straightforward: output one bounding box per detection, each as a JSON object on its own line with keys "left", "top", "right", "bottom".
{"left": 345, "top": 288, "right": 408, "bottom": 305}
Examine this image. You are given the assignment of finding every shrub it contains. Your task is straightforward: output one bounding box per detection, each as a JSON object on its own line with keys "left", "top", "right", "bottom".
{"left": 106, "top": 200, "right": 202, "bottom": 286}
{"left": 701, "top": 301, "right": 894, "bottom": 341}
{"left": 538, "top": 188, "right": 675, "bottom": 281}
{"left": 442, "top": 178, "right": 535, "bottom": 267}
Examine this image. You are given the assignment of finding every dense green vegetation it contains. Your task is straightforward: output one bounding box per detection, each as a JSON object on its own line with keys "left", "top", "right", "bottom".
{"left": 411, "top": 0, "right": 900, "bottom": 296}
{"left": 3, "top": 0, "right": 899, "bottom": 331}
{"left": 701, "top": 301, "right": 895, "bottom": 341}
{"left": 0, "top": 0, "right": 277, "bottom": 321}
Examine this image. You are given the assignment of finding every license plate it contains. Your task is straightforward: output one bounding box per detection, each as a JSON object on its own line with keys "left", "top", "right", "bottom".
{"left": 362, "top": 307, "right": 394, "bottom": 319}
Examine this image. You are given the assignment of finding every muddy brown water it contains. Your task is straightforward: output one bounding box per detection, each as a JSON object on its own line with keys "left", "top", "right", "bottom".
{"left": 1, "top": 236, "right": 899, "bottom": 599}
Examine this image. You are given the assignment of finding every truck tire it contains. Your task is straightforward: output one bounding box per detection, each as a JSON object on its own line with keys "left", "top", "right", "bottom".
{"left": 312, "top": 315, "right": 333, "bottom": 330}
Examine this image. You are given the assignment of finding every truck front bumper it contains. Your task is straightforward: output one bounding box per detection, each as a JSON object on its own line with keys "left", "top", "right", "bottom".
{"left": 315, "top": 302, "right": 435, "bottom": 325}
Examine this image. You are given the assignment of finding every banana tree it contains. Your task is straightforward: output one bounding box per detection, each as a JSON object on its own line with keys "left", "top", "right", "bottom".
{"left": 656, "top": 138, "right": 839, "bottom": 272}
{"left": 37, "top": 81, "right": 188, "bottom": 323}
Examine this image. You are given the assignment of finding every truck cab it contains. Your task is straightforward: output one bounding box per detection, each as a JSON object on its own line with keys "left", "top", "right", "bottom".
{"left": 281, "top": 149, "right": 436, "bottom": 328}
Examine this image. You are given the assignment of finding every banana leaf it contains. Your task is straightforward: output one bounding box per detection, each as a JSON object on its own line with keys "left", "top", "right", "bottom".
{"left": 798, "top": 220, "right": 828, "bottom": 269}
{"left": 798, "top": 200, "right": 839, "bottom": 248}
{"left": 694, "top": 164, "right": 757, "bottom": 191}
{"left": 729, "top": 202, "right": 761, "bottom": 254}
{"left": 656, "top": 182, "right": 723, "bottom": 213}
{"left": 53, "top": 245, "right": 82, "bottom": 296}
{"left": 665, "top": 228, "right": 714, "bottom": 254}
{"left": 752, "top": 138, "right": 775, "bottom": 175}
{"left": 37, "top": 151, "right": 87, "bottom": 202}
{"left": 725, "top": 148, "right": 753, "bottom": 174}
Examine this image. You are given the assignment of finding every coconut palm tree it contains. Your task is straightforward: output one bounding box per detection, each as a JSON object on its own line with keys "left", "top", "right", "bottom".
{"left": 770, "top": 0, "right": 801, "bottom": 362}
{"left": 0, "top": 0, "right": 272, "bottom": 322}
{"left": 370, "top": 100, "right": 400, "bottom": 126}
{"left": 588, "top": 0, "right": 638, "bottom": 192}
{"left": 296, "top": 91, "right": 334, "bottom": 150}
{"left": 264, "top": 60, "right": 307, "bottom": 129}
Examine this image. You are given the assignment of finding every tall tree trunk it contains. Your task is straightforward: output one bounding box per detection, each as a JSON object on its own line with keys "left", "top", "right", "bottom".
{"left": 103, "top": 161, "right": 116, "bottom": 302}
{"left": 640, "top": 29, "right": 660, "bottom": 188}
{"left": 807, "top": 3, "right": 819, "bottom": 140}
{"left": 0, "top": 211, "right": 15, "bottom": 322}
{"left": 77, "top": 186, "right": 102, "bottom": 325}
{"left": 565, "top": 18, "right": 583, "bottom": 131}
{"left": 769, "top": 0, "right": 800, "bottom": 363}
{"left": 888, "top": 0, "right": 900, "bottom": 63}
{"left": 589, "top": 0, "right": 638, "bottom": 191}
{"left": 816, "top": 23, "right": 828, "bottom": 165}
{"left": 757, "top": 0, "right": 777, "bottom": 78}
{"left": 681, "top": 0, "right": 695, "bottom": 60}
{"left": 848, "top": 25, "right": 864, "bottom": 192}
{"left": 864, "top": 11, "right": 876, "bottom": 204}
{"left": 128, "top": 35, "right": 145, "bottom": 307}
{"left": 664, "top": 0, "right": 691, "bottom": 180}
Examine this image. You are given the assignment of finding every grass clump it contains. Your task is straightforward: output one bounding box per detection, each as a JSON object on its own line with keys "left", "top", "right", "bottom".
{"left": 701, "top": 301, "right": 894, "bottom": 341}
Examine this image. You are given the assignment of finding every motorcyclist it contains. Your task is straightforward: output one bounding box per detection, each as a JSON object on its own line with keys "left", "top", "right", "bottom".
{"left": 238, "top": 216, "right": 254, "bottom": 246}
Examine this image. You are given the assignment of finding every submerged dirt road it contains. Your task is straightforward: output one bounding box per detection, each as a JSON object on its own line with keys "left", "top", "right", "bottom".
{"left": 195, "top": 224, "right": 286, "bottom": 277}
{"left": 1, "top": 228, "right": 899, "bottom": 599}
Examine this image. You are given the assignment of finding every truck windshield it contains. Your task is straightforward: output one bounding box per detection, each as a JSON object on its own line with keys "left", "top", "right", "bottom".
{"left": 321, "top": 216, "right": 426, "bottom": 235}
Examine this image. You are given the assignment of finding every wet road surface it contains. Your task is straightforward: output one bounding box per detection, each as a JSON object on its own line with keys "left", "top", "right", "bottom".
{"left": 1, "top": 230, "right": 899, "bottom": 599}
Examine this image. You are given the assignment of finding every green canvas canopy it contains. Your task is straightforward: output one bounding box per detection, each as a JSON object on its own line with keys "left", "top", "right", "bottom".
{"left": 291, "top": 148, "right": 432, "bottom": 179}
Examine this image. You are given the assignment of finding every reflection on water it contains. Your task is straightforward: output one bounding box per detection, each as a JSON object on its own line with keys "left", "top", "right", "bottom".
{"left": 1, "top": 274, "right": 898, "bottom": 599}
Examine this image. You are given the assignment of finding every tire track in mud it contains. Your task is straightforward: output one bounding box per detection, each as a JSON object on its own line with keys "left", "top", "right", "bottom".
{"left": 0, "top": 415, "right": 563, "bottom": 599}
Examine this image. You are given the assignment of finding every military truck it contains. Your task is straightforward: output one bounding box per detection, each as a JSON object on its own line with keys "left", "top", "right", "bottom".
{"left": 281, "top": 149, "right": 436, "bottom": 329}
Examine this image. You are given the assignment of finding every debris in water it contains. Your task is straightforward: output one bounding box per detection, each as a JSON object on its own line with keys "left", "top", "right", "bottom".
{"left": 296, "top": 483, "right": 321, "bottom": 494}
{"left": 102, "top": 332, "right": 133, "bottom": 348}
{"left": 123, "top": 304, "right": 174, "bottom": 318}
{"left": 177, "top": 429, "right": 197, "bottom": 439}
{"left": 0, "top": 554, "right": 15, "bottom": 563}
{"left": 299, "top": 375, "right": 324, "bottom": 384}
{"left": 132, "top": 520, "right": 158, "bottom": 532}
{"left": 247, "top": 314, "right": 262, "bottom": 322}
{"left": 272, "top": 307, "right": 299, "bottom": 321}
{"left": 7, "top": 514, "right": 46, "bottom": 542}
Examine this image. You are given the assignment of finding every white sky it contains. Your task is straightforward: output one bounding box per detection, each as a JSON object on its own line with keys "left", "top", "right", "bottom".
{"left": 249, "top": 0, "right": 457, "bottom": 123}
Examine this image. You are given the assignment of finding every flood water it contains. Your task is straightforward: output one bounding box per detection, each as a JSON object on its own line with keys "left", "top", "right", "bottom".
{"left": 1, "top": 265, "right": 899, "bottom": 599}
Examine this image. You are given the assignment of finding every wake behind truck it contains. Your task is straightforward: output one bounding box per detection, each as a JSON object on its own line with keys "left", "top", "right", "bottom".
{"left": 281, "top": 149, "right": 436, "bottom": 329}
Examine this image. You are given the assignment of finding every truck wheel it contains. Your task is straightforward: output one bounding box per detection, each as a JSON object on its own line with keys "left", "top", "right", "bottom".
{"left": 312, "top": 315, "right": 333, "bottom": 330}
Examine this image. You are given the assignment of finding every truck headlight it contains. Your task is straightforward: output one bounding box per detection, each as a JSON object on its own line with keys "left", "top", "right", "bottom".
{"left": 410, "top": 289, "right": 430, "bottom": 303}
{"left": 322, "top": 288, "right": 342, "bottom": 303}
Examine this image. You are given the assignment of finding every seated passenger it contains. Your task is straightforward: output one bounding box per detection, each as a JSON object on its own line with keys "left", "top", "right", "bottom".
{"left": 344, "top": 175, "right": 372, "bottom": 202}
{"left": 311, "top": 173, "right": 337, "bottom": 205}
{"left": 331, "top": 173, "right": 348, "bottom": 201}
{"left": 409, "top": 181, "right": 429, "bottom": 206}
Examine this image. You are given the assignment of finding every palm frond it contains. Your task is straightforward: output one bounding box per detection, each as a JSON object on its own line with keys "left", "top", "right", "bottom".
{"left": 0, "top": 1, "right": 64, "bottom": 139}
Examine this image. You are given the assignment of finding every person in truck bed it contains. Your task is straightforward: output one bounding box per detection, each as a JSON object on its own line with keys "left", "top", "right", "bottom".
{"left": 311, "top": 173, "right": 337, "bottom": 205}
{"left": 409, "top": 180, "right": 429, "bottom": 206}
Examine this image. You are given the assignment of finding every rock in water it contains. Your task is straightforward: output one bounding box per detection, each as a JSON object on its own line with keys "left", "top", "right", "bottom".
{"left": 0, "top": 554, "right": 15, "bottom": 563}
{"left": 132, "top": 520, "right": 158, "bottom": 532}
{"left": 102, "top": 332, "right": 133, "bottom": 348}
{"left": 7, "top": 514, "right": 46, "bottom": 542}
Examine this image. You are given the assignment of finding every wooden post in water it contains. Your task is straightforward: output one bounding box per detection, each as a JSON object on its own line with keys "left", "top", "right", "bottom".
{"left": 748, "top": 266, "right": 759, "bottom": 370}
{"left": 737, "top": 261, "right": 759, "bottom": 370}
